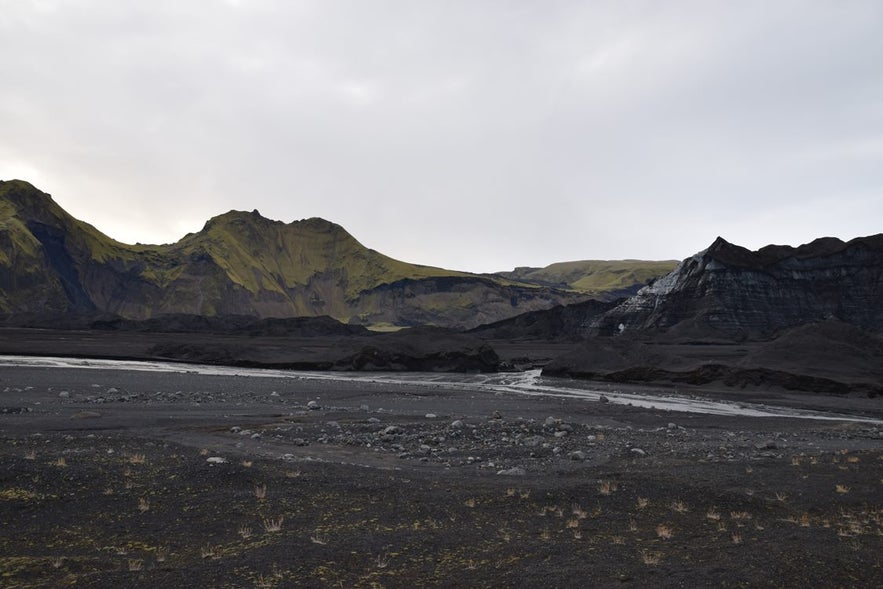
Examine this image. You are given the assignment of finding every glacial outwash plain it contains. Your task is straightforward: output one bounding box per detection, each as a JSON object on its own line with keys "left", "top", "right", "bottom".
{"left": 0, "top": 180, "right": 881, "bottom": 588}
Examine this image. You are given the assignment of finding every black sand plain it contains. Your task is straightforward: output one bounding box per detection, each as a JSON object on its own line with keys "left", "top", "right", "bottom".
{"left": 1, "top": 337, "right": 881, "bottom": 588}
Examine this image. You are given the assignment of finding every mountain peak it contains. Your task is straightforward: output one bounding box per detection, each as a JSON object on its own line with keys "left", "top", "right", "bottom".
{"left": 0, "top": 179, "right": 59, "bottom": 218}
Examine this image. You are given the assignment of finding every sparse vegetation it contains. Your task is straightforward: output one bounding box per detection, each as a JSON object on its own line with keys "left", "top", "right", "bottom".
{"left": 598, "top": 480, "right": 618, "bottom": 496}
{"left": 263, "top": 517, "right": 284, "bottom": 533}
{"left": 671, "top": 500, "right": 689, "bottom": 514}
{"left": 640, "top": 550, "right": 662, "bottom": 565}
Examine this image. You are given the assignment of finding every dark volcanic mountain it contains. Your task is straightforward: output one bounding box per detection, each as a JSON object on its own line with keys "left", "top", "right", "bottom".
{"left": 1, "top": 180, "right": 677, "bottom": 329}
{"left": 591, "top": 235, "right": 883, "bottom": 340}
{"left": 537, "top": 235, "right": 883, "bottom": 395}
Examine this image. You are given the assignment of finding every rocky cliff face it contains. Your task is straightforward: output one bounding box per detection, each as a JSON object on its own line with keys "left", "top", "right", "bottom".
{"left": 0, "top": 180, "right": 596, "bottom": 329}
{"left": 592, "top": 235, "right": 883, "bottom": 339}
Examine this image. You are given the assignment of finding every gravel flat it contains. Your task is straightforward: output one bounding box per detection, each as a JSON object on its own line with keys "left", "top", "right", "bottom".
{"left": 1, "top": 360, "right": 881, "bottom": 588}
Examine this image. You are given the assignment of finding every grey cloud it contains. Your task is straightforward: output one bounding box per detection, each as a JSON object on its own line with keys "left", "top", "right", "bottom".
{"left": 1, "top": 1, "right": 881, "bottom": 271}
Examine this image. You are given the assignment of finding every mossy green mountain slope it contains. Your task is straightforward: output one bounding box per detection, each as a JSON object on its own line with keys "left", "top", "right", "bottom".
{"left": 0, "top": 180, "right": 673, "bottom": 329}
{"left": 495, "top": 259, "right": 679, "bottom": 298}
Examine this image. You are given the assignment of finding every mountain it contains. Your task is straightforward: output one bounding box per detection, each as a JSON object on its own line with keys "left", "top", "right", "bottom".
{"left": 1, "top": 180, "right": 674, "bottom": 329}
{"left": 538, "top": 235, "right": 883, "bottom": 393}
{"left": 494, "top": 259, "right": 678, "bottom": 299}
{"left": 589, "top": 235, "right": 883, "bottom": 340}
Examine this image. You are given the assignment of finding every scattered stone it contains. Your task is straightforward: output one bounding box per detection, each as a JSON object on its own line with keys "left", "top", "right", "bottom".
{"left": 497, "top": 467, "right": 526, "bottom": 476}
{"left": 554, "top": 430, "right": 568, "bottom": 438}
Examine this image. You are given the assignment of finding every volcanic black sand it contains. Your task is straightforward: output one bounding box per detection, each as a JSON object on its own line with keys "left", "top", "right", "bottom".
{"left": 1, "top": 359, "right": 881, "bottom": 589}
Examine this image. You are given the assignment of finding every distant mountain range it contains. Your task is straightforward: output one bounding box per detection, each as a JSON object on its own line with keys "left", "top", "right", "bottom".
{"left": 0, "top": 180, "right": 676, "bottom": 329}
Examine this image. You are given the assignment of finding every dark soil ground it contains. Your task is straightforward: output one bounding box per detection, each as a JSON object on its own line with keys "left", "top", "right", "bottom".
{"left": 0, "top": 360, "right": 881, "bottom": 588}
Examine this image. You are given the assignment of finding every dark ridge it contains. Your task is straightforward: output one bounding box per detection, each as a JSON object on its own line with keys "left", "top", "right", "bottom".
{"left": 92, "top": 313, "right": 370, "bottom": 336}
{"left": 469, "top": 298, "right": 620, "bottom": 340}
{"left": 706, "top": 234, "right": 883, "bottom": 268}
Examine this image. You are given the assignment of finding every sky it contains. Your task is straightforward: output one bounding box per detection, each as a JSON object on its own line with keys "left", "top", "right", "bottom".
{"left": 1, "top": 1, "right": 882, "bottom": 273}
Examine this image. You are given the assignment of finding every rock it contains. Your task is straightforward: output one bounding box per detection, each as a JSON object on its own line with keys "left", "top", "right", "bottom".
{"left": 630, "top": 448, "right": 646, "bottom": 456}
{"left": 491, "top": 410, "right": 502, "bottom": 419}
{"left": 523, "top": 436, "right": 543, "bottom": 448}
{"left": 755, "top": 440, "right": 778, "bottom": 450}
{"left": 497, "top": 467, "right": 526, "bottom": 476}
{"left": 599, "top": 395, "right": 610, "bottom": 403}
{"left": 367, "top": 417, "right": 381, "bottom": 424}
{"left": 230, "top": 426, "right": 241, "bottom": 433}
{"left": 425, "top": 413, "right": 437, "bottom": 419}
{"left": 206, "top": 456, "right": 227, "bottom": 464}
{"left": 383, "top": 425, "right": 403, "bottom": 435}
{"left": 307, "top": 400, "right": 320, "bottom": 410}
{"left": 450, "top": 420, "right": 464, "bottom": 429}
{"left": 58, "top": 391, "right": 70, "bottom": 398}
{"left": 569, "top": 451, "right": 586, "bottom": 461}
{"left": 554, "top": 430, "right": 568, "bottom": 438}
{"left": 668, "top": 422, "right": 677, "bottom": 430}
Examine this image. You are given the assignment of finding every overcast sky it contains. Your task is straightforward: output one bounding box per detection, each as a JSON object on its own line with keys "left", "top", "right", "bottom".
{"left": 2, "top": 1, "right": 882, "bottom": 273}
